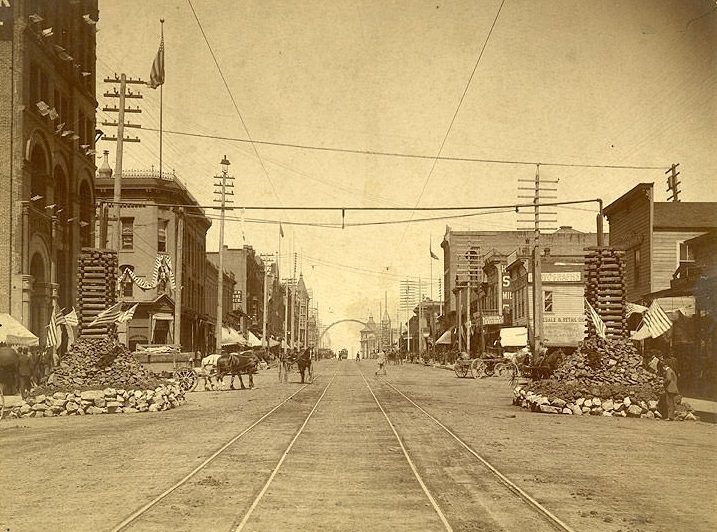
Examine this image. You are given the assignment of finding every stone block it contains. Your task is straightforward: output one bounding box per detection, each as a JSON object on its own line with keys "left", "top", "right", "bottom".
{"left": 124, "top": 407, "right": 139, "bottom": 414}
{"left": 575, "top": 398, "right": 585, "bottom": 407}
{"left": 66, "top": 402, "right": 79, "bottom": 412}
{"left": 81, "top": 390, "right": 105, "bottom": 402}
{"left": 602, "top": 399, "right": 614, "bottom": 412}
{"left": 551, "top": 398, "right": 567, "bottom": 409}
{"left": 627, "top": 405, "right": 642, "bottom": 417}
{"left": 93, "top": 398, "right": 106, "bottom": 408}
{"left": 562, "top": 408, "right": 572, "bottom": 414}
{"left": 583, "top": 399, "right": 593, "bottom": 408}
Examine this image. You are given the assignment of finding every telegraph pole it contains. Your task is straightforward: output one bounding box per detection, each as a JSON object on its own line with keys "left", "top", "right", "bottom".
{"left": 102, "top": 74, "right": 143, "bottom": 251}
{"left": 666, "top": 163, "right": 681, "bottom": 202}
{"left": 173, "top": 207, "right": 184, "bottom": 349}
{"left": 518, "top": 164, "right": 558, "bottom": 357}
{"left": 214, "top": 156, "right": 233, "bottom": 354}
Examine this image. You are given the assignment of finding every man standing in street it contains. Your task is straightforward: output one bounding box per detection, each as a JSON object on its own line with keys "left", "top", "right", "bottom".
{"left": 662, "top": 358, "right": 679, "bottom": 421}
{"left": 17, "top": 347, "right": 32, "bottom": 398}
{"left": 375, "top": 349, "right": 386, "bottom": 376}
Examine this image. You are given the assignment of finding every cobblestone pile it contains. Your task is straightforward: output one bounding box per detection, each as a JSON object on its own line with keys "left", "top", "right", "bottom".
{"left": 512, "top": 385, "right": 697, "bottom": 421}
{"left": 48, "top": 337, "right": 163, "bottom": 390}
{"left": 551, "top": 337, "right": 662, "bottom": 388}
{"left": 6, "top": 384, "right": 185, "bottom": 419}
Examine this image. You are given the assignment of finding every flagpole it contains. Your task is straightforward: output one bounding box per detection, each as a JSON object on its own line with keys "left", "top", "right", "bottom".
{"left": 159, "top": 19, "right": 164, "bottom": 178}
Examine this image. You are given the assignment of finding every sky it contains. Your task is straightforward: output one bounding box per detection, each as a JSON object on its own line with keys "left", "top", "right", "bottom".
{"left": 96, "top": 0, "right": 717, "bottom": 353}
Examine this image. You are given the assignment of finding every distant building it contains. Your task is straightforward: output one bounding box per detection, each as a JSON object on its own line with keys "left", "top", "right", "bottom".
{"left": 0, "top": 1, "right": 99, "bottom": 342}
{"left": 441, "top": 226, "right": 601, "bottom": 351}
{"left": 604, "top": 182, "right": 717, "bottom": 304}
{"left": 360, "top": 315, "right": 378, "bottom": 357}
{"left": 505, "top": 248, "right": 586, "bottom": 350}
{"left": 95, "top": 164, "right": 234, "bottom": 352}
{"left": 208, "top": 245, "right": 265, "bottom": 334}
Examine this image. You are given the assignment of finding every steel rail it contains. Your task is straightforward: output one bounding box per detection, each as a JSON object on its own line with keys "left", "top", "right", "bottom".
{"left": 110, "top": 383, "right": 313, "bottom": 532}
{"left": 234, "top": 374, "right": 337, "bottom": 531}
{"left": 384, "top": 381, "right": 577, "bottom": 532}
{"left": 359, "top": 369, "right": 453, "bottom": 532}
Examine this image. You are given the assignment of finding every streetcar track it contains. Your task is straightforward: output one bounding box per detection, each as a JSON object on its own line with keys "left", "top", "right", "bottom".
{"left": 382, "top": 378, "right": 577, "bottom": 532}
{"left": 110, "top": 379, "right": 319, "bottom": 532}
{"left": 234, "top": 373, "right": 336, "bottom": 531}
{"left": 358, "top": 368, "right": 454, "bottom": 532}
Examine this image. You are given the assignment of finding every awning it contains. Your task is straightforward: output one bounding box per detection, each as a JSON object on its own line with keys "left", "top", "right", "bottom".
{"left": 500, "top": 326, "right": 528, "bottom": 348}
{"left": 245, "top": 330, "right": 263, "bottom": 347}
{"left": 268, "top": 337, "right": 280, "bottom": 347}
{"left": 0, "top": 313, "right": 39, "bottom": 347}
{"left": 221, "top": 327, "right": 246, "bottom": 346}
{"left": 436, "top": 329, "right": 452, "bottom": 345}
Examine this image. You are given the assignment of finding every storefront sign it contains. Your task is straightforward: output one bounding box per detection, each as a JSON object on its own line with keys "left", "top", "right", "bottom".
{"left": 483, "top": 315, "right": 503, "bottom": 325}
{"left": 528, "top": 272, "right": 582, "bottom": 283}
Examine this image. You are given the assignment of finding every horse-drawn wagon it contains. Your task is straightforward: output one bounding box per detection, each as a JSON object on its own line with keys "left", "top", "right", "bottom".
{"left": 278, "top": 349, "right": 313, "bottom": 384}
{"left": 133, "top": 345, "right": 199, "bottom": 392}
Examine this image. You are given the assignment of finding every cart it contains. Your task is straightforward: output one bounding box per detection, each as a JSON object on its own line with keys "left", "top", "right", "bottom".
{"left": 453, "top": 357, "right": 484, "bottom": 379}
{"left": 134, "top": 345, "right": 198, "bottom": 392}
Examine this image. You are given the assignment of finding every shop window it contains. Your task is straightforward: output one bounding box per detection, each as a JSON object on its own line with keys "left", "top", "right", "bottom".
{"left": 544, "top": 291, "right": 553, "bottom": 313}
{"left": 121, "top": 218, "right": 134, "bottom": 249}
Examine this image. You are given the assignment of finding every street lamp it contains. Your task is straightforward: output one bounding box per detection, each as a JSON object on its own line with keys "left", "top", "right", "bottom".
{"left": 215, "top": 155, "right": 232, "bottom": 355}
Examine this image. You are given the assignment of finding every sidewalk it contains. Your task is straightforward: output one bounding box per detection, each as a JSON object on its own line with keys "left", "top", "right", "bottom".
{"left": 683, "top": 397, "right": 717, "bottom": 423}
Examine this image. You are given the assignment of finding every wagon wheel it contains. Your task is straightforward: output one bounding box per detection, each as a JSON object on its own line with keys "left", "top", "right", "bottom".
{"left": 494, "top": 362, "right": 510, "bottom": 377}
{"left": 174, "top": 368, "right": 198, "bottom": 392}
{"left": 470, "top": 359, "right": 486, "bottom": 379}
{"left": 453, "top": 363, "right": 464, "bottom": 378}
{"left": 483, "top": 361, "right": 496, "bottom": 377}
{"left": 507, "top": 363, "right": 522, "bottom": 386}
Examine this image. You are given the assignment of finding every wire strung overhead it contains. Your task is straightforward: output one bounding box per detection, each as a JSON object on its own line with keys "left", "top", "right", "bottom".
{"left": 143, "top": 126, "right": 668, "bottom": 171}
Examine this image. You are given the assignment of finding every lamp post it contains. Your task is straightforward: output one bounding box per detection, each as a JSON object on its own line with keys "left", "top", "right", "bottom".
{"left": 215, "top": 155, "right": 232, "bottom": 355}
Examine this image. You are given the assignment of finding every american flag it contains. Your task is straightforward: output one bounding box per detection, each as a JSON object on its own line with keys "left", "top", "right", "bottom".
{"left": 585, "top": 298, "right": 607, "bottom": 339}
{"left": 148, "top": 30, "right": 165, "bottom": 89}
{"left": 641, "top": 300, "right": 672, "bottom": 338}
{"left": 63, "top": 307, "right": 79, "bottom": 327}
{"left": 88, "top": 303, "right": 123, "bottom": 328}
{"left": 117, "top": 303, "right": 139, "bottom": 324}
{"left": 625, "top": 302, "right": 648, "bottom": 317}
{"left": 46, "top": 306, "right": 60, "bottom": 347}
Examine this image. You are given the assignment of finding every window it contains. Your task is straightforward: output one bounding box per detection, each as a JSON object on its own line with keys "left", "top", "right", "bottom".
{"left": 679, "top": 242, "right": 694, "bottom": 266}
{"left": 120, "top": 265, "right": 134, "bottom": 298}
{"left": 157, "top": 219, "right": 168, "bottom": 252}
{"left": 543, "top": 291, "right": 553, "bottom": 313}
{"left": 121, "top": 218, "right": 134, "bottom": 249}
{"left": 634, "top": 248, "right": 641, "bottom": 287}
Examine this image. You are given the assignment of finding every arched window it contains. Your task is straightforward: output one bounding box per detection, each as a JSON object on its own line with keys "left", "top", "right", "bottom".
{"left": 120, "top": 264, "right": 134, "bottom": 298}
{"left": 30, "top": 145, "right": 49, "bottom": 208}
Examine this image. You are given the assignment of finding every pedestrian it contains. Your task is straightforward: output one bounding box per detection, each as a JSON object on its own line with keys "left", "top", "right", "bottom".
{"left": 375, "top": 349, "right": 386, "bottom": 376}
{"left": 193, "top": 350, "right": 203, "bottom": 368}
{"left": 356, "top": 351, "right": 360, "bottom": 362}
{"left": 17, "top": 347, "right": 32, "bottom": 398}
{"left": 661, "top": 358, "right": 679, "bottom": 421}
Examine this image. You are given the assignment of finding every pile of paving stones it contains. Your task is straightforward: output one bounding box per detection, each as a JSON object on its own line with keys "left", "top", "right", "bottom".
{"left": 551, "top": 337, "right": 662, "bottom": 388}
{"left": 513, "top": 337, "right": 697, "bottom": 421}
{"left": 6, "top": 384, "right": 185, "bottom": 419}
{"left": 47, "top": 337, "right": 164, "bottom": 390}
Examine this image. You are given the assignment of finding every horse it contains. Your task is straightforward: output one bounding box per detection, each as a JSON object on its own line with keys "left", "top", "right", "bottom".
{"left": 216, "top": 351, "right": 259, "bottom": 390}
{"left": 198, "top": 354, "right": 222, "bottom": 390}
{"left": 296, "top": 348, "right": 312, "bottom": 384}
{"left": 279, "top": 349, "right": 312, "bottom": 383}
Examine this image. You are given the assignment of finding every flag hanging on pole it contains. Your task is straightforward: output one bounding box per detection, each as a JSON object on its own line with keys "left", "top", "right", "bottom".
{"left": 625, "top": 302, "right": 648, "bottom": 317}
{"left": 88, "top": 302, "right": 123, "bottom": 328}
{"left": 46, "top": 306, "right": 60, "bottom": 347}
{"left": 280, "top": 223, "right": 285, "bottom": 238}
{"left": 63, "top": 307, "right": 79, "bottom": 327}
{"left": 147, "top": 27, "right": 165, "bottom": 89}
{"left": 641, "top": 300, "right": 672, "bottom": 338}
{"left": 430, "top": 244, "right": 439, "bottom": 260}
{"left": 584, "top": 298, "right": 607, "bottom": 339}
{"left": 117, "top": 303, "right": 139, "bottom": 324}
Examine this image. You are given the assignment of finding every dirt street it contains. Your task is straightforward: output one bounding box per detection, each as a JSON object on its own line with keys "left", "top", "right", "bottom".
{"left": 1, "top": 359, "right": 715, "bottom": 531}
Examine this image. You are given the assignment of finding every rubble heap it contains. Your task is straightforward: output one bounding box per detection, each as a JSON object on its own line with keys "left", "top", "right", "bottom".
{"left": 551, "top": 337, "right": 662, "bottom": 388}
{"left": 6, "top": 384, "right": 186, "bottom": 419}
{"left": 513, "top": 337, "right": 697, "bottom": 421}
{"left": 47, "top": 337, "right": 164, "bottom": 390}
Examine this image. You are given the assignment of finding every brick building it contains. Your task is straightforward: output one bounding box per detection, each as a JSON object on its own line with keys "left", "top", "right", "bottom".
{"left": 95, "top": 164, "right": 234, "bottom": 352}
{"left": 0, "top": 1, "right": 98, "bottom": 342}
